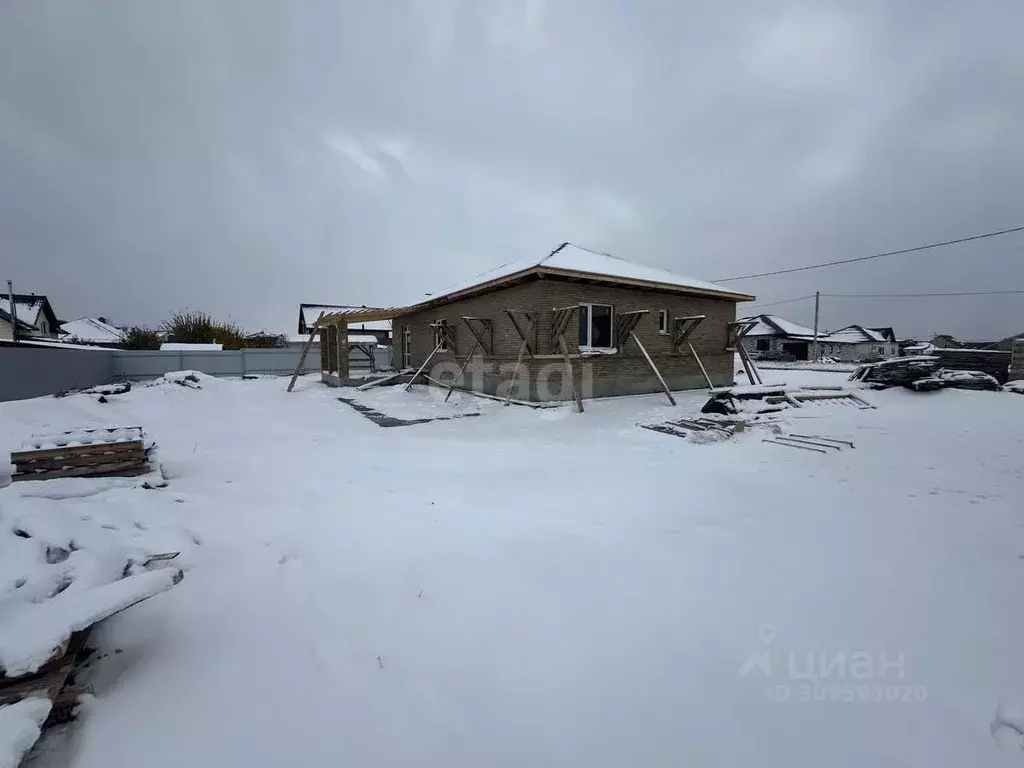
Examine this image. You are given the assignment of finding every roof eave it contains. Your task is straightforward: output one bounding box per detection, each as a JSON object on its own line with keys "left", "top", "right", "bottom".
{"left": 535, "top": 266, "right": 754, "bottom": 302}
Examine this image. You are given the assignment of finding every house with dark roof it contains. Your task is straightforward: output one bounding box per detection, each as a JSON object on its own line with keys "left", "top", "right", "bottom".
{"left": 738, "top": 314, "right": 819, "bottom": 360}
{"left": 311, "top": 243, "right": 755, "bottom": 399}
{"left": 0, "top": 294, "right": 59, "bottom": 341}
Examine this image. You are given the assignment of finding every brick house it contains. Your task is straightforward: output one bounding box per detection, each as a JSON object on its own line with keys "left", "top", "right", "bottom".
{"left": 818, "top": 325, "right": 899, "bottom": 362}
{"left": 315, "top": 243, "right": 754, "bottom": 401}
{"left": 739, "top": 314, "right": 818, "bottom": 360}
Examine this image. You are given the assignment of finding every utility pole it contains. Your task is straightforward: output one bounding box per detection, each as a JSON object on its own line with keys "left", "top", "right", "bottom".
{"left": 811, "top": 290, "right": 820, "bottom": 361}
{"left": 6, "top": 280, "right": 17, "bottom": 343}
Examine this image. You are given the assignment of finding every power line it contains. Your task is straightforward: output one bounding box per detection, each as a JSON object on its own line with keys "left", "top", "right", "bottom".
{"left": 824, "top": 289, "right": 1024, "bottom": 298}
{"left": 743, "top": 294, "right": 815, "bottom": 309}
{"left": 714, "top": 225, "right": 1024, "bottom": 282}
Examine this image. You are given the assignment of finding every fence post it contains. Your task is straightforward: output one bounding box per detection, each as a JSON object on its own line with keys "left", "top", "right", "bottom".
{"left": 178, "top": 351, "right": 184, "bottom": 371}
{"left": 241, "top": 350, "right": 247, "bottom": 376}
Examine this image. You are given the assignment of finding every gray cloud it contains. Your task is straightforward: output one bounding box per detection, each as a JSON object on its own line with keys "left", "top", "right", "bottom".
{"left": 1, "top": 0, "right": 1021, "bottom": 339}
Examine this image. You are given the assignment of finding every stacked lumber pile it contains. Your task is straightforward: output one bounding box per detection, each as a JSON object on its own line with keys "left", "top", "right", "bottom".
{"left": 0, "top": 563, "right": 182, "bottom": 766}
{"left": 11, "top": 427, "right": 151, "bottom": 482}
{"left": 851, "top": 356, "right": 1003, "bottom": 392}
{"left": 849, "top": 356, "right": 939, "bottom": 387}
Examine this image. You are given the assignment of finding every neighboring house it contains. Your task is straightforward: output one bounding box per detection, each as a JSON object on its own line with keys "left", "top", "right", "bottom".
{"left": 818, "top": 325, "right": 899, "bottom": 362}
{"left": 316, "top": 242, "right": 754, "bottom": 399}
{"left": 298, "top": 304, "right": 392, "bottom": 344}
{"left": 739, "top": 314, "right": 819, "bottom": 360}
{"left": 930, "top": 334, "right": 961, "bottom": 349}
{"left": 59, "top": 317, "right": 125, "bottom": 347}
{"left": 0, "top": 294, "right": 59, "bottom": 340}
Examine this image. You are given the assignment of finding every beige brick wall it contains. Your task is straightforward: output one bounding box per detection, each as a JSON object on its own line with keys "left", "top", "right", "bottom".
{"left": 395, "top": 278, "right": 740, "bottom": 400}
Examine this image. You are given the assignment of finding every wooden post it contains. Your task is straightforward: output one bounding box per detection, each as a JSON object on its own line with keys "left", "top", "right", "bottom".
{"left": 558, "top": 336, "right": 584, "bottom": 412}
{"left": 445, "top": 341, "right": 480, "bottom": 402}
{"left": 286, "top": 311, "right": 323, "bottom": 392}
{"left": 687, "top": 341, "right": 715, "bottom": 390}
{"left": 504, "top": 318, "right": 535, "bottom": 405}
{"left": 336, "top": 320, "right": 348, "bottom": 382}
{"left": 404, "top": 341, "right": 443, "bottom": 391}
{"left": 737, "top": 343, "right": 763, "bottom": 385}
{"left": 631, "top": 332, "right": 676, "bottom": 406}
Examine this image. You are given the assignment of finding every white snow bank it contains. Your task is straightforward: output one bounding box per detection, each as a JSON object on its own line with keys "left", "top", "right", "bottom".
{"left": 0, "top": 569, "right": 179, "bottom": 676}
{"left": 1005, "top": 380, "right": 1024, "bottom": 394}
{"left": 143, "top": 370, "right": 220, "bottom": 390}
{"left": 0, "top": 696, "right": 52, "bottom": 768}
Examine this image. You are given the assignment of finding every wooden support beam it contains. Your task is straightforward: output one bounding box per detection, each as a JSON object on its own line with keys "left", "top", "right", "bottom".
{"left": 736, "top": 343, "right": 763, "bottom": 385}
{"left": 672, "top": 315, "right": 706, "bottom": 353}
{"left": 336, "top": 319, "right": 348, "bottom": 380}
{"left": 557, "top": 335, "right": 584, "bottom": 412}
{"left": 404, "top": 342, "right": 443, "bottom": 391}
{"left": 356, "top": 369, "right": 413, "bottom": 391}
{"left": 726, "top": 319, "right": 759, "bottom": 351}
{"left": 614, "top": 310, "right": 648, "bottom": 352}
{"left": 287, "top": 311, "right": 323, "bottom": 392}
{"left": 630, "top": 332, "right": 676, "bottom": 406}
{"left": 504, "top": 315, "right": 536, "bottom": 405}
{"left": 687, "top": 341, "right": 715, "bottom": 390}
{"left": 445, "top": 341, "right": 480, "bottom": 402}
{"left": 505, "top": 310, "right": 536, "bottom": 356}
{"left": 549, "top": 305, "right": 579, "bottom": 352}
{"left": 461, "top": 317, "right": 493, "bottom": 355}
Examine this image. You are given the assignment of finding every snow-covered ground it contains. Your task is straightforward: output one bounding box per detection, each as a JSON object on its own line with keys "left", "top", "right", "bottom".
{"left": 2, "top": 371, "right": 1024, "bottom": 766}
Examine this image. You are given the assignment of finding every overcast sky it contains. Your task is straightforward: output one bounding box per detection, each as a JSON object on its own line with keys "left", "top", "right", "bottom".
{"left": 1, "top": 0, "right": 1022, "bottom": 339}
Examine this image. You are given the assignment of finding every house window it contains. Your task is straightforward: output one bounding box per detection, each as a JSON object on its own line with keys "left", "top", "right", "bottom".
{"left": 756, "top": 338, "right": 770, "bottom": 351}
{"left": 433, "top": 320, "right": 449, "bottom": 352}
{"left": 578, "top": 304, "right": 614, "bottom": 349}
{"left": 657, "top": 310, "right": 669, "bottom": 335}
{"left": 402, "top": 325, "right": 411, "bottom": 368}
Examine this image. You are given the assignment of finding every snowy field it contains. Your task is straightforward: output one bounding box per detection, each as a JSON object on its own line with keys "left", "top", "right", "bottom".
{"left": 2, "top": 370, "right": 1024, "bottom": 766}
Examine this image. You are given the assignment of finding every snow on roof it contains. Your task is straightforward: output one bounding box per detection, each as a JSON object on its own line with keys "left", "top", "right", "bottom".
{"left": 0, "top": 296, "right": 44, "bottom": 328}
{"left": 823, "top": 326, "right": 886, "bottom": 344}
{"left": 741, "top": 320, "right": 778, "bottom": 337}
{"left": 59, "top": 317, "right": 123, "bottom": 344}
{"left": 348, "top": 334, "right": 378, "bottom": 344}
{"left": 739, "top": 315, "right": 816, "bottom": 338}
{"left": 160, "top": 343, "right": 224, "bottom": 351}
{"left": 417, "top": 243, "right": 752, "bottom": 306}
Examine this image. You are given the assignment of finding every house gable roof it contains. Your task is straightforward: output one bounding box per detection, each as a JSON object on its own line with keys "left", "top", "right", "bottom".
{"left": 59, "top": 317, "right": 124, "bottom": 344}
{"left": 417, "top": 243, "right": 755, "bottom": 308}
{"left": 823, "top": 325, "right": 895, "bottom": 344}
{"left": 739, "top": 314, "right": 816, "bottom": 338}
{"left": 0, "top": 294, "right": 58, "bottom": 331}
{"left": 312, "top": 243, "right": 754, "bottom": 328}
